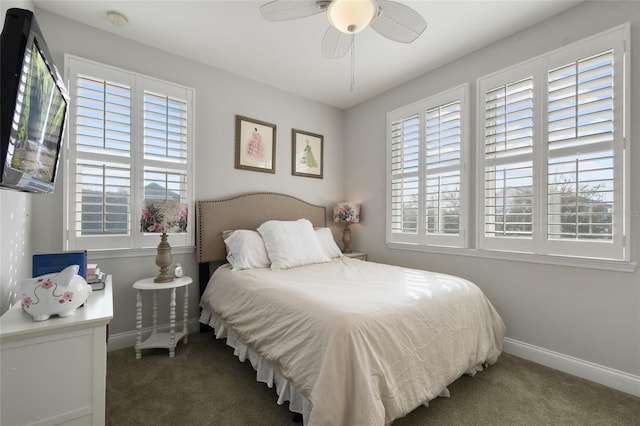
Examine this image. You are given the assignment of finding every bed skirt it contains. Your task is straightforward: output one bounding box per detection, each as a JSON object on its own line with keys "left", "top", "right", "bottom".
{"left": 199, "top": 308, "right": 484, "bottom": 424}
{"left": 200, "top": 309, "right": 313, "bottom": 423}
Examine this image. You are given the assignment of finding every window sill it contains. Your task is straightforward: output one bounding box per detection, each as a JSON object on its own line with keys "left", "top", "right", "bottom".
{"left": 86, "top": 245, "right": 195, "bottom": 260}
{"left": 386, "top": 242, "right": 636, "bottom": 273}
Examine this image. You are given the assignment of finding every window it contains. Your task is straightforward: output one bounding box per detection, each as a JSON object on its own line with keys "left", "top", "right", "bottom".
{"left": 64, "top": 56, "right": 194, "bottom": 251}
{"left": 386, "top": 24, "right": 629, "bottom": 265}
{"left": 387, "top": 84, "right": 468, "bottom": 248}
{"left": 479, "top": 68, "right": 536, "bottom": 254}
{"left": 478, "top": 25, "right": 627, "bottom": 261}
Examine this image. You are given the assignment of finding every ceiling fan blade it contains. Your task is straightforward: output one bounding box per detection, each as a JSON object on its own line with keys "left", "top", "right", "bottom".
{"left": 260, "top": 0, "right": 328, "bottom": 22}
{"left": 371, "top": 0, "right": 427, "bottom": 43}
{"left": 321, "top": 26, "right": 353, "bottom": 59}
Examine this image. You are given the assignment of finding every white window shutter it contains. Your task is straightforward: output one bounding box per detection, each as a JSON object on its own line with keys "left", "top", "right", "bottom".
{"left": 137, "top": 79, "right": 193, "bottom": 249}
{"left": 66, "top": 66, "right": 133, "bottom": 250}
{"left": 390, "top": 114, "right": 420, "bottom": 237}
{"left": 543, "top": 24, "right": 627, "bottom": 261}
{"left": 75, "top": 76, "right": 131, "bottom": 155}
{"left": 65, "top": 56, "right": 194, "bottom": 251}
{"left": 547, "top": 51, "right": 614, "bottom": 241}
{"left": 387, "top": 85, "right": 468, "bottom": 248}
{"left": 482, "top": 76, "right": 534, "bottom": 250}
{"left": 425, "top": 101, "right": 462, "bottom": 236}
{"left": 477, "top": 24, "right": 627, "bottom": 261}
{"left": 143, "top": 91, "right": 188, "bottom": 163}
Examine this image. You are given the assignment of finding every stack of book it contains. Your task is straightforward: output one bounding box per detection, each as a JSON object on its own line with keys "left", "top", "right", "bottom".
{"left": 87, "top": 263, "right": 107, "bottom": 290}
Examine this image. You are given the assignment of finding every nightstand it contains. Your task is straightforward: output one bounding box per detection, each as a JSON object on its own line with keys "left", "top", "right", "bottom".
{"left": 133, "top": 276, "right": 192, "bottom": 358}
{"left": 344, "top": 252, "right": 367, "bottom": 261}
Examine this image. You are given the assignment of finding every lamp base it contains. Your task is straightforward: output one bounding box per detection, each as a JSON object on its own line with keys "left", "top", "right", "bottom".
{"left": 341, "top": 223, "right": 352, "bottom": 254}
{"left": 154, "top": 233, "right": 174, "bottom": 283}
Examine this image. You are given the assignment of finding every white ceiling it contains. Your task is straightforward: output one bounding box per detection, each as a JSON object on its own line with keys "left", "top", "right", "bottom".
{"left": 33, "top": 0, "right": 582, "bottom": 109}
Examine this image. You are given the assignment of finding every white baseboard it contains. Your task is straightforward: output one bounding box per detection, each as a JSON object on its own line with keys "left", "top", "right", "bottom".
{"left": 503, "top": 337, "right": 640, "bottom": 397}
{"left": 107, "top": 319, "right": 202, "bottom": 352}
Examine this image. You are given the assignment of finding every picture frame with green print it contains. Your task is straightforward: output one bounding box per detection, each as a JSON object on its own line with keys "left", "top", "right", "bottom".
{"left": 291, "top": 129, "right": 323, "bottom": 179}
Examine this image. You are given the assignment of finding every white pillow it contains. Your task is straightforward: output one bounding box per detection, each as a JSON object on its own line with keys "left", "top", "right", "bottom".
{"left": 257, "top": 219, "right": 331, "bottom": 270}
{"left": 315, "top": 227, "right": 343, "bottom": 258}
{"left": 223, "top": 230, "right": 270, "bottom": 271}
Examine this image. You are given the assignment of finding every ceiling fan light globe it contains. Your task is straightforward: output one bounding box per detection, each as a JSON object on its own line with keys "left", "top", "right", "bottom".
{"left": 327, "top": 0, "right": 378, "bottom": 34}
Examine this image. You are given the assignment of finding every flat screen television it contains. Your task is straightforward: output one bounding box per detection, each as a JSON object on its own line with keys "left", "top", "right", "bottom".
{"left": 1, "top": 8, "right": 69, "bottom": 194}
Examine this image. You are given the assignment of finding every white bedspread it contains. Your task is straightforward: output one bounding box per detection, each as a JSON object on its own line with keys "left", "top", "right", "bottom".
{"left": 200, "top": 257, "right": 505, "bottom": 425}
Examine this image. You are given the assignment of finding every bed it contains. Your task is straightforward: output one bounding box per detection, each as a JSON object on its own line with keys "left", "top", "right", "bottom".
{"left": 197, "top": 192, "right": 506, "bottom": 425}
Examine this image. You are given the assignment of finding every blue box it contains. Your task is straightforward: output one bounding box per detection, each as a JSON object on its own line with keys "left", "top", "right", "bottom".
{"left": 32, "top": 250, "right": 88, "bottom": 279}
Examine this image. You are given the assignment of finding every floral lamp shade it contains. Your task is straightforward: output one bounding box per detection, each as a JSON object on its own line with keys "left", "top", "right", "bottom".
{"left": 333, "top": 202, "right": 360, "bottom": 254}
{"left": 333, "top": 202, "right": 360, "bottom": 224}
{"left": 140, "top": 200, "right": 188, "bottom": 234}
{"left": 140, "top": 200, "right": 188, "bottom": 283}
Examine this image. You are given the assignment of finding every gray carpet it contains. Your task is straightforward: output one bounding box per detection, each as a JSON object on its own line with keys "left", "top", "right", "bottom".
{"left": 106, "top": 332, "right": 640, "bottom": 425}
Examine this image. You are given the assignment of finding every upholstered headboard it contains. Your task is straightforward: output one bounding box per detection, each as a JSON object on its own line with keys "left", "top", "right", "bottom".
{"left": 196, "top": 192, "right": 327, "bottom": 264}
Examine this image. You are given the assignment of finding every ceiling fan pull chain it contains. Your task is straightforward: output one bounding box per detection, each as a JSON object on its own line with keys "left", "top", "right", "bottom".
{"left": 350, "top": 34, "right": 356, "bottom": 92}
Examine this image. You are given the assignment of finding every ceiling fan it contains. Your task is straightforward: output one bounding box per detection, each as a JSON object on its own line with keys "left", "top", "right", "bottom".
{"left": 260, "top": 0, "right": 427, "bottom": 59}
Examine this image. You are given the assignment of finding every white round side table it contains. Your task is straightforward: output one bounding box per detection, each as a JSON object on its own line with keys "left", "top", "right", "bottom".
{"left": 133, "top": 276, "right": 192, "bottom": 359}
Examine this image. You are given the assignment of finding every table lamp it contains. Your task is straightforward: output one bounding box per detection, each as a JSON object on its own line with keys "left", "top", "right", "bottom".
{"left": 140, "top": 200, "right": 188, "bottom": 283}
{"left": 333, "top": 201, "right": 360, "bottom": 253}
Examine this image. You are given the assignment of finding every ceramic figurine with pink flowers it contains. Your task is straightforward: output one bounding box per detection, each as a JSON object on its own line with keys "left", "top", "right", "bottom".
{"left": 21, "top": 264, "right": 92, "bottom": 321}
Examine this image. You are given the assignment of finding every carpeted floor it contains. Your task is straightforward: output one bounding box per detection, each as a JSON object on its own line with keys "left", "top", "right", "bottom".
{"left": 106, "top": 332, "right": 640, "bottom": 425}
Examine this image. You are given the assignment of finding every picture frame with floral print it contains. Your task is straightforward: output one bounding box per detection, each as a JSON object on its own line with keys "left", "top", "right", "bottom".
{"left": 235, "top": 115, "right": 276, "bottom": 173}
{"left": 292, "top": 129, "right": 323, "bottom": 179}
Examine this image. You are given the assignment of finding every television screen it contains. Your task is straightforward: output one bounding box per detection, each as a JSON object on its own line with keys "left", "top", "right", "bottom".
{"left": 6, "top": 38, "right": 67, "bottom": 184}
{"left": 1, "top": 8, "right": 68, "bottom": 193}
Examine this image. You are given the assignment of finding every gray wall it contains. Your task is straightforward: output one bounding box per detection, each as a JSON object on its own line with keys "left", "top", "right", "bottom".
{"left": 1, "top": 7, "right": 346, "bottom": 337}
{"left": 345, "top": 1, "right": 640, "bottom": 376}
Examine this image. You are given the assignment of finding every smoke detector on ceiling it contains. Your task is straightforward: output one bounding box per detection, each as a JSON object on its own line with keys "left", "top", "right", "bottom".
{"left": 106, "top": 10, "right": 128, "bottom": 27}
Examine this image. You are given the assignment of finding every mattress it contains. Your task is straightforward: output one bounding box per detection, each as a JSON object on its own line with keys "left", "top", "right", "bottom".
{"left": 200, "top": 256, "right": 505, "bottom": 425}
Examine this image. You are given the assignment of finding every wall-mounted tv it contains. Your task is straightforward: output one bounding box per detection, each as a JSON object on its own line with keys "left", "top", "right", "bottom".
{"left": 1, "top": 8, "right": 69, "bottom": 194}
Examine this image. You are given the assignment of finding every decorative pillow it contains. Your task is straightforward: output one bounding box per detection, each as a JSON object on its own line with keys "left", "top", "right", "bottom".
{"left": 257, "top": 219, "right": 331, "bottom": 270}
{"left": 315, "top": 227, "right": 343, "bottom": 258}
{"left": 223, "top": 230, "right": 270, "bottom": 271}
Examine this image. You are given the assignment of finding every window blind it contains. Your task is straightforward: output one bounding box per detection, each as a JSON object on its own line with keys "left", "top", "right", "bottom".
{"left": 75, "top": 161, "right": 131, "bottom": 235}
{"left": 76, "top": 76, "right": 131, "bottom": 155}
{"left": 141, "top": 89, "right": 189, "bottom": 215}
{"left": 65, "top": 56, "right": 194, "bottom": 251}
{"left": 387, "top": 84, "right": 468, "bottom": 248}
{"left": 386, "top": 24, "right": 627, "bottom": 263}
{"left": 477, "top": 25, "right": 626, "bottom": 261}
{"left": 425, "top": 101, "right": 461, "bottom": 235}
{"left": 547, "top": 51, "right": 614, "bottom": 241}
{"left": 143, "top": 91, "right": 188, "bottom": 163}
{"left": 483, "top": 77, "right": 534, "bottom": 238}
{"left": 390, "top": 115, "right": 420, "bottom": 234}
{"left": 72, "top": 75, "right": 132, "bottom": 238}
{"left": 143, "top": 170, "right": 188, "bottom": 203}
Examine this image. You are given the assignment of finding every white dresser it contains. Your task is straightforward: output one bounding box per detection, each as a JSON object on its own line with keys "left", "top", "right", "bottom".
{"left": 0, "top": 276, "right": 113, "bottom": 426}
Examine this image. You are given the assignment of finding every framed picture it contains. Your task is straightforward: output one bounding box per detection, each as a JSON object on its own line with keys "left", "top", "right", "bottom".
{"left": 235, "top": 115, "right": 276, "bottom": 173}
{"left": 292, "top": 129, "right": 323, "bottom": 179}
